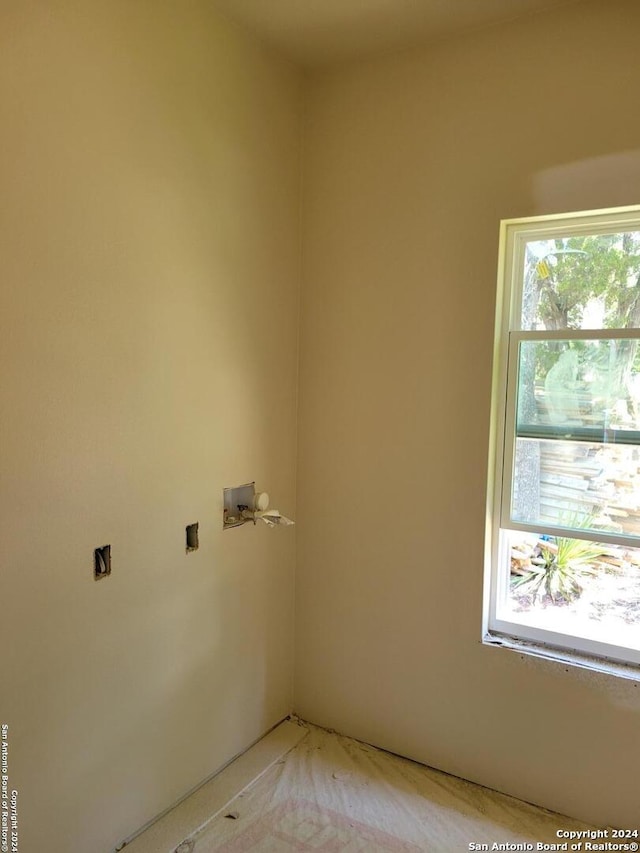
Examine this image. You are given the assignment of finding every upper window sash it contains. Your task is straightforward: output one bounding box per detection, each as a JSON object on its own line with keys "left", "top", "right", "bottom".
{"left": 500, "top": 208, "right": 640, "bottom": 333}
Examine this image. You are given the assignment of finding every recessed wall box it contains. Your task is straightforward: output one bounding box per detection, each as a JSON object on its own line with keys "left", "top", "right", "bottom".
{"left": 223, "top": 483, "right": 294, "bottom": 529}
{"left": 223, "top": 482, "right": 256, "bottom": 529}
{"left": 186, "top": 522, "right": 199, "bottom": 552}
{"left": 94, "top": 545, "right": 111, "bottom": 580}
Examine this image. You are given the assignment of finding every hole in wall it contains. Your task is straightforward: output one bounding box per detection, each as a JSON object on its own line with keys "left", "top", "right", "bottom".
{"left": 223, "top": 482, "right": 255, "bottom": 528}
{"left": 94, "top": 545, "right": 111, "bottom": 580}
{"left": 186, "top": 523, "right": 199, "bottom": 552}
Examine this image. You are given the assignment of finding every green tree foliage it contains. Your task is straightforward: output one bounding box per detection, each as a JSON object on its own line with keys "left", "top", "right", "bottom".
{"left": 527, "top": 232, "right": 640, "bottom": 386}
{"left": 535, "top": 232, "right": 640, "bottom": 331}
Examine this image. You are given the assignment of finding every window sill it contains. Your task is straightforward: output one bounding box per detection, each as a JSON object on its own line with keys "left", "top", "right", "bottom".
{"left": 482, "top": 631, "right": 640, "bottom": 682}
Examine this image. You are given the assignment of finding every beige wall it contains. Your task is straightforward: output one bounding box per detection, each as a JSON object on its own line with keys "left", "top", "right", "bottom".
{"left": 0, "top": 2, "right": 301, "bottom": 851}
{"left": 296, "top": 0, "right": 640, "bottom": 828}
{"left": 4, "top": 0, "right": 640, "bottom": 847}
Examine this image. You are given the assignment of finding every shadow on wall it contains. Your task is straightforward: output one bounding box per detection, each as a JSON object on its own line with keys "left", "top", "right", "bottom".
{"left": 533, "top": 149, "right": 640, "bottom": 214}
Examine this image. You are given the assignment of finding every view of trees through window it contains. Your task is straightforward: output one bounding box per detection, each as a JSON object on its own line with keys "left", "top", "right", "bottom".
{"left": 522, "top": 232, "right": 640, "bottom": 332}
{"left": 500, "top": 228, "right": 640, "bottom": 657}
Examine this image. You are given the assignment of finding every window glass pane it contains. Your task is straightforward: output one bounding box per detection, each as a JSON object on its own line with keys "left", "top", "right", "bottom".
{"left": 520, "top": 232, "right": 640, "bottom": 331}
{"left": 517, "top": 338, "right": 640, "bottom": 435}
{"left": 512, "top": 339, "right": 640, "bottom": 536}
{"left": 499, "top": 530, "right": 640, "bottom": 653}
{"left": 512, "top": 438, "right": 640, "bottom": 537}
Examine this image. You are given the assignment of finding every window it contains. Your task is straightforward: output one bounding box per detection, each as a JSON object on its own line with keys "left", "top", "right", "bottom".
{"left": 486, "top": 206, "right": 640, "bottom": 668}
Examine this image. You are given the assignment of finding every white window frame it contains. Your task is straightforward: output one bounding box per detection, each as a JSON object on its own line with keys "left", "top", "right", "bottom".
{"left": 485, "top": 204, "right": 640, "bottom": 669}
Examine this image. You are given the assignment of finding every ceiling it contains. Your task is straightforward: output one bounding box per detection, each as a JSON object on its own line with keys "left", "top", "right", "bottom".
{"left": 211, "top": 0, "right": 579, "bottom": 67}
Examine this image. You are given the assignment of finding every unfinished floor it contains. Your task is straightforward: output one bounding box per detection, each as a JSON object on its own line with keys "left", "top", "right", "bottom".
{"left": 125, "top": 719, "right": 594, "bottom": 852}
